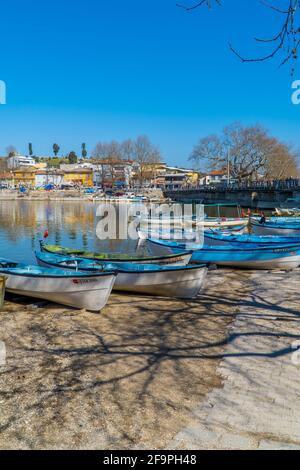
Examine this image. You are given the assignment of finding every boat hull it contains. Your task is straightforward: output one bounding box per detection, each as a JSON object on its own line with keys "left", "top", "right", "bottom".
{"left": 3, "top": 272, "right": 116, "bottom": 311}
{"left": 251, "top": 221, "right": 300, "bottom": 236}
{"left": 138, "top": 217, "right": 247, "bottom": 230}
{"left": 196, "top": 219, "right": 248, "bottom": 229}
{"left": 40, "top": 241, "right": 192, "bottom": 266}
{"left": 36, "top": 254, "right": 208, "bottom": 299}
{"left": 203, "top": 231, "right": 300, "bottom": 247}
{"left": 147, "top": 238, "right": 300, "bottom": 270}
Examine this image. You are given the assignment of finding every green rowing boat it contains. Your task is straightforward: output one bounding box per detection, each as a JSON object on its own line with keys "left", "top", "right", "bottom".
{"left": 39, "top": 241, "right": 192, "bottom": 266}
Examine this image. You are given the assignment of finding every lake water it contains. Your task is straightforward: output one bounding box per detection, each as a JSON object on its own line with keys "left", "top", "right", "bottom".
{"left": 0, "top": 200, "right": 243, "bottom": 265}
{"left": 0, "top": 200, "right": 145, "bottom": 265}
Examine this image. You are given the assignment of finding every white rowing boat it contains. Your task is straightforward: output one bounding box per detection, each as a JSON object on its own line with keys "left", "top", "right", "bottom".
{"left": 35, "top": 251, "right": 208, "bottom": 299}
{"left": 0, "top": 258, "right": 116, "bottom": 311}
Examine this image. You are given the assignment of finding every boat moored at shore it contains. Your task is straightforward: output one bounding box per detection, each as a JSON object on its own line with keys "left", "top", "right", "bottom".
{"left": 146, "top": 238, "right": 300, "bottom": 270}
{"left": 35, "top": 251, "right": 208, "bottom": 299}
{"left": 40, "top": 240, "right": 192, "bottom": 266}
{"left": 251, "top": 219, "right": 300, "bottom": 236}
{"left": 0, "top": 258, "right": 117, "bottom": 311}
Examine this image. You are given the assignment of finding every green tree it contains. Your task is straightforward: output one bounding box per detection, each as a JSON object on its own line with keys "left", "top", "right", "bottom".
{"left": 53, "top": 143, "right": 60, "bottom": 157}
{"left": 28, "top": 143, "right": 33, "bottom": 156}
{"left": 68, "top": 151, "right": 78, "bottom": 164}
{"left": 81, "top": 143, "right": 87, "bottom": 159}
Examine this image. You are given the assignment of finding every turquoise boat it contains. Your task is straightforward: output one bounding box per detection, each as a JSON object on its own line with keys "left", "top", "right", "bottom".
{"left": 35, "top": 251, "right": 208, "bottom": 299}
{"left": 0, "top": 258, "right": 117, "bottom": 311}
{"left": 204, "top": 230, "right": 300, "bottom": 247}
{"left": 146, "top": 238, "right": 300, "bottom": 270}
{"left": 251, "top": 219, "right": 300, "bottom": 236}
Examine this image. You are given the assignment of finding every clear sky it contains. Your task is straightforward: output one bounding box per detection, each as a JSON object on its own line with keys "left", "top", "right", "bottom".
{"left": 0, "top": 0, "right": 299, "bottom": 166}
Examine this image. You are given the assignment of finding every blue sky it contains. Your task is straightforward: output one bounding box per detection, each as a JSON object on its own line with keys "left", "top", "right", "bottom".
{"left": 0, "top": 0, "right": 299, "bottom": 166}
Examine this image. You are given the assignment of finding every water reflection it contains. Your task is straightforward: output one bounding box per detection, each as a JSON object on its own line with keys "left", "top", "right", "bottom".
{"left": 0, "top": 201, "right": 141, "bottom": 264}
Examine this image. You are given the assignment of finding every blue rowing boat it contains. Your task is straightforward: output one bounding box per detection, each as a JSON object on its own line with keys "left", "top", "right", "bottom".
{"left": 204, "top": 230, "right": 300, "bottom": 247}
{"left": 251, "top": 218, "right": 300, "bottom": 235}
{"left": 146, "top": 238, "right": 300, "bottom": 270}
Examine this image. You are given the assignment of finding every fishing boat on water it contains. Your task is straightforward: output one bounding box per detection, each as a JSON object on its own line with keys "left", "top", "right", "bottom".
{"left": 137, "top": 223, "right": 246, "bottom": 242}
{"left": 137, "top": 215, "right": 247, "bottom": 230}
{"left": 0, "top": 258, "right": 117, "bottom": 311}
{"left": 35, "top": 251, "right": 208, "bottom": 299}
{"left": 275, "top": 208, "right": 300, "bottom": 217}
{"left": 146, "top": 238, "right": 300, "bottom": 270}
{"left": 251, "top": 218, "right": 300, "bottom": 236}
{"left": 39, "top": 241, "right": 192, "bottom": 266}
{"left": 275, "top": 198, "right": 300, "bottom": 217}
{"left": 137, "top": 203, "right": 248, "bottom": 230}
{"left": 203, "top": 230, "right": 300, "bottom": 247}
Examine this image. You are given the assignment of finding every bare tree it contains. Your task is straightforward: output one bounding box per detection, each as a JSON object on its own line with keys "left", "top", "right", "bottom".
{"left": 177, "top": 1, "right": 300, "bottom": 69}
{"left": 190, "top": 122, "right": 299, "bottom": 181}
{"left": 133, "top": 135, "right": 161, "bottom": 184}
{"left": 92, "top": 136, "right": 161, "bottom": 186}
{"left": 93, "top": 141, "right": 122, "bottom": 161}
{"left": 6, "top": 145, "right": 17, "bottom": 157}
{"left": 120, "top": 139, "right": 135, "bottom": 160}
{"left": 264, "top": 142, "right": 299, "bottom": 178}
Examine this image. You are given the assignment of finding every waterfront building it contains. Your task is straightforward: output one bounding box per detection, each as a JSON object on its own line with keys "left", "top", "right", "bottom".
{"left": 12, "top": 167, "right": 36, "bottom": 187}
{"left": 63, "top": 168, "right": 93, "bottom": 187}
{"left": 199, "top": 170, "right": 228, "bottom": 186}
{"left": 7, "top": 155, "right": 36, "bottom": 169}
{"left": 35, "top": 169, "right": 64, "bottom": 187}
{"left": 91, "top": 159, "right": 133, "bottom": 188}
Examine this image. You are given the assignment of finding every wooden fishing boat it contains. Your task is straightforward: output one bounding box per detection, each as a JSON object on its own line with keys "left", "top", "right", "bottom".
{"left": 251, "top": 219, "right": 300, "bottom": 236}
{"left": 196, "top": 218, "right": 248, "bottom": 229}
{"left": 0, "top": 258, "right": 117, "bottom": 311}
{"left": 146, "top": 238, "right": 300, "bottom": 270}
{"left": 137, "top": 229, "right": 202, "bottom": 242}
{"left": 35, "top": 251, "right": 208, "bottom": 299}
{"left": 275, "top": 208, "right": 300, "bottom": 217}
{"left": 203, "top": 230, "right": 300, "bottom": 247}
{"left": 137, "top": 215, "right": 248, "bottom": 230}
{"left": 137, "top": 224, "right": 246, "bottom": 242}
{"left": 40, "top": 241, "right": 192, "bottom": 266}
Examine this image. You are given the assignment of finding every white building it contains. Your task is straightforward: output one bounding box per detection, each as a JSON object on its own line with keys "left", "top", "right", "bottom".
{"left": 7, "top": 155, "right": 36, "bottom": 169}
{"left": 199, "top": 170, "right": 228, "bottom": 186}
{"left": 35, "top": 170, "right": 64, "bottom": 187}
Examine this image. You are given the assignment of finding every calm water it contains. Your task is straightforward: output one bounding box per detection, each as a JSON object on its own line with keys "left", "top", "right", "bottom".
{"left": 0, "top": 201, "right": 243, "bottom": 265}
{"left": 0, "top": 201, "right": 144, "bottom": 265}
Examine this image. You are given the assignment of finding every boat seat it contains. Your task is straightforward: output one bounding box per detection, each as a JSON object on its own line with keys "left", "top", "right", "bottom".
{"left": 0, "top": 262, "right": 17, "bottom": 268}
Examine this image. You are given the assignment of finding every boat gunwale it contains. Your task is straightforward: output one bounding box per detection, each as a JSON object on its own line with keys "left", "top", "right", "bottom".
{"left": 147, "top": 237, "right": 300, "bottom": 253}
{"left": 204, "top": 231, "right": 300, "bottom": 244}
{"left": 35, "top": 252, "right": 208, "bottom": 274}
{"left": 40, "top": 241, "right": 193, "bottom": 261}
{"left": 0, "top": 262, "right": 118, "bottom": 279}
{"left": 251, "top": 220, "right": 300, "bottom": 230}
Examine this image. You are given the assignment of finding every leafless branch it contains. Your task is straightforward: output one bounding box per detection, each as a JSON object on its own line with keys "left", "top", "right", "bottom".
{"left": 178, "top": 0, "right": 300, "bottom": 69}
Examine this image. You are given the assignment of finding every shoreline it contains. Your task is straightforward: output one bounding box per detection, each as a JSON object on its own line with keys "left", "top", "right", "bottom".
{"left": 0, "top": 269, "right": 243, "bottom": 449}
{"left": 1, "top": 268, "right": 299, "bottom": 449}
{"left": 0, "top": 192, "right": 167, "bottom": 203}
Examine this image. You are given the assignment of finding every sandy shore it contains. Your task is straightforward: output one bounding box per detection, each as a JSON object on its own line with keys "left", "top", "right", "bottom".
{"left": 0, "top": 268, "right": 299, "bottom": 449}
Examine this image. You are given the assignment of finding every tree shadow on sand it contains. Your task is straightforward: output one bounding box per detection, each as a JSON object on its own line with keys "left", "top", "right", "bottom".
{"left": 0, "top": 270, "right": 299, "bottom": 448}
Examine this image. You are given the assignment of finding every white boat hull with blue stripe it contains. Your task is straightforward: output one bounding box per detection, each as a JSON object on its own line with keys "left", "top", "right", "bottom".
{"left": 36, "top": 251, "right": 208, "bottom": 299}
{"left": 147, "top": 238, "right": 300, "bottom": 270}
{"left": 251, "top": 219, "right": 300, "bottom": 236}
{"left": 0, "top": 259, "right": 116, "bottom": 311}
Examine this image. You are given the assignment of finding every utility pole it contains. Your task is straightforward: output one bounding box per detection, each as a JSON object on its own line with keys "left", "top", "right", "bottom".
{"left": 227, "top": 149, "right": 230, "bottom": 185}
